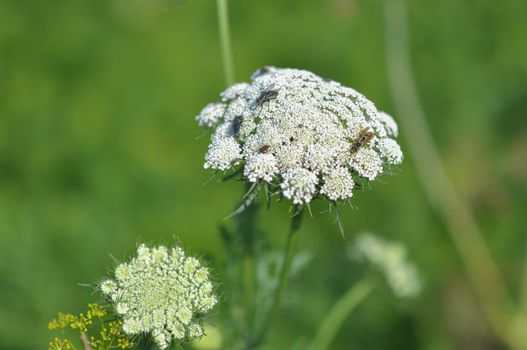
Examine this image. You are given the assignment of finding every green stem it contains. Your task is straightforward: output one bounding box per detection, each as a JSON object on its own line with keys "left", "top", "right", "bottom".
{"left": 310, "top": 279, "right": 375, "bottom": 350}
{"left": 520, "top": 242, "right": 527, "bottom": 312}
{"left": 216, "top": 0, "right": 235, "bottom": 86}
{"left": 233, "top": 183, "right": 259, "bottom": 345}
{"left": 243, "top": 254, "right": 256, "bottom": 336}
{"left": 383, "top": 1, "right": 517, "bottom": 348}
{"left": 254, "top": 210, "right": 304, "bottom": 347}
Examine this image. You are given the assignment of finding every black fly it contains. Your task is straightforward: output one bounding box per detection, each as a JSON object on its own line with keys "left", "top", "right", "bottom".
{"left": 256, "top": 90, "right": 279, "bottom": 105}
{"left": 232, "top": 115, "right": 244, "bottom": 134}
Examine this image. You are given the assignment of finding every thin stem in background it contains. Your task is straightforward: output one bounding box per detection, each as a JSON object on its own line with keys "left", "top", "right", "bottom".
{"left": 254, "top": 210, "right": 304, "bottom": 347}
{"left": 310, "top": 278, "right": 375, "bottom": 350}
{"left": 383, "top": 0, "right": 519, "bottom": 347}
{"left": 216, "top": 0, "right": 235, "bottom": 86}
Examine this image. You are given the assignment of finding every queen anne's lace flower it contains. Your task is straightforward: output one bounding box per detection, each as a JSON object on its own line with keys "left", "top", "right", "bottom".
{"left": 100, "top": 244, "right": 217, "bottom": 349}
{"left": 196, "top": 67, "right": 403, "bottom": 204}
{"left": 351, "top": 233, "right": 421, "bottom": 298}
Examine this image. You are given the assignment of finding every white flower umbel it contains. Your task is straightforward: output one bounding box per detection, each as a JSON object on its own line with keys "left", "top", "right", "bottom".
{"left": 320, "top": 167, "right": 355, "bottom": 201}
{"left": 196, "top": 67, "right": 403, "bottom": 205}
{"left": 351, "top": 233, "right": 421, "bottom": 298}
{"left": 196, "top": 103, "right": 226, "bottom": 128}
{"left": 100, "top": 244, "right": 218, "bottom": 349}
{"left": 244, "top": 153, "right": 279, "bottom": 182}
{"left": 377, "top": 138, "right": 403, "bottom": 165}
{"left": 281, "top": 168, "right": 318, "bottom": 205}
{"left": 204, "top": 137, "right": 241, "bottom": 171}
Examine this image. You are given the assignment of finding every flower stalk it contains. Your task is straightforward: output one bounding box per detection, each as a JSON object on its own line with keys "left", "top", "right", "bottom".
{"left": 216, "top": 0, "right": 235, "bottom": 86}
{"left": 310, "top": 278, "right": 375, "bottom": 350}
{"left": 235, "top": 185, "right": 260, "bottom": 342}
{"left": 254, "top": 209, "right": 304, "bottom": 347}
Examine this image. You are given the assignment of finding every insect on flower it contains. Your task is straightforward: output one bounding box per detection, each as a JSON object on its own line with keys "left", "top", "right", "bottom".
{"left": 256, "top": 90, "right": 279, "bottom": 105}
{"left": 350, "top": 128, "right": 375, "bottom": 154}
{"left": 232, "top": 115, "right": 244, "bottom": 134}
{"left": 259, "top": 145, "right": 271, "bottom": 154}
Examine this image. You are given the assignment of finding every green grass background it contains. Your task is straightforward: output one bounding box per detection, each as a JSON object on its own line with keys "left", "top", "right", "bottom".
{"left": 0, "top": 0, "right": 526, "bottom": 349}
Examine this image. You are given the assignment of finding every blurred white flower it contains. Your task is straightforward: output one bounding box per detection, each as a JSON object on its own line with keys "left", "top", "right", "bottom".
{"left": 351, "top": 233, "right": 421, "bottom": 298}
{"left": 99, "top": 244, "right": 217, "bottom": 349}
{"left": 196, "top": 67, "right": 403, "bottom": 205}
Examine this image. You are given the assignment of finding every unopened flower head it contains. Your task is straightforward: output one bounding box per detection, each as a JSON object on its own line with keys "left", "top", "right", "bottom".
{"left": 350, "top": 233, "right": 421, "bottom": 298}
{"left": 100, "top": 244, "right": 217, "bottom": 349}
{"left": 197, "top": 67, "right": 403, "bottom": 205}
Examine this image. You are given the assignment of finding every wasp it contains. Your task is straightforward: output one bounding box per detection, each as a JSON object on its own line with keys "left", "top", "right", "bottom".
{"left": 350, "top": 128, "right": 374, "bottom": 154}
{"left": 256, "top": 90, "right": 279, "bottom": 105}
{"left": 259, "top": 145, "right": 271, "bottom": 154}
{"left": 232, "top": 115, "right": 244, "bottom": 134}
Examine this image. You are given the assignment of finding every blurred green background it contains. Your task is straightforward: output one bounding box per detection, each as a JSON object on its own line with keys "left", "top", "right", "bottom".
{"left": 1, "top": 0, "right": 526, "bottom": 349}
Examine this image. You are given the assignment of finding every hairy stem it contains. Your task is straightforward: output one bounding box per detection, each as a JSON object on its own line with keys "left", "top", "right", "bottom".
{"left": 310, "top": 279, "right": 375, "bottom": 350}
{"left": 216, "top": 0, "right": 235, "bottom": 86}
{"left": 254, "top": 210, "right": 304, "bottom": 347}
{"left": 383, "top": 0, "right": 517, "bottom": 347}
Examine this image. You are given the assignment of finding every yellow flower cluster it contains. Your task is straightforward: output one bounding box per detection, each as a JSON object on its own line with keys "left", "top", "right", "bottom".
{"left": 48, "top": 337, "right": 74, "bottom": 350}
{"left": 48, "top": 304, "right": 133, "bottom": 350}
{"left": 48, "top": 313, "right": 75, "bottom": 330}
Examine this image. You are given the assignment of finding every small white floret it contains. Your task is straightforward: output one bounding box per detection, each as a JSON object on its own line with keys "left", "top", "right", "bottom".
{"left": 320, "top": 167, "right": 355, "bottom": 201}
{"left": 280, "top": 168, "right": 318, "bottom": 205}
{"left": 195, "top": 103, "right": 226, "bottom": 128}
{"left": 377, "top": 111, "right": 399, "bottom": 137}
{"left": 377, "top": 138, "right": 403, "bottom": 165}
{"left": 348, "top": 148, "right": 383, "bottom": 181}
{"left": 204, "top": 137, "right": 241, "bottom": 171}
{"left": 244, "top": 153, "right": 279, "bottom": 182}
